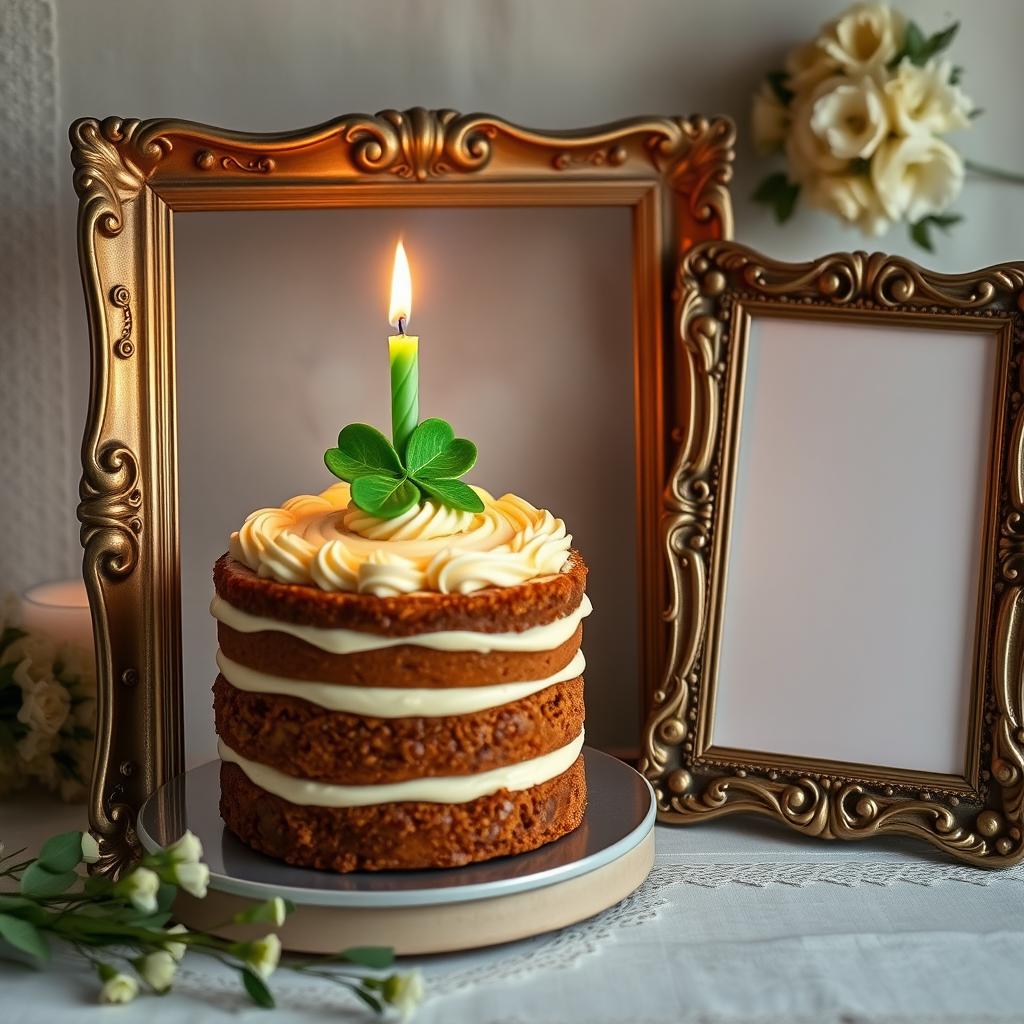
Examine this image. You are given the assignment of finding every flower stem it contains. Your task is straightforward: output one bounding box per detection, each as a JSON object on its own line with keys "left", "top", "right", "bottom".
{"left": 965, "top": 159, "right": 1024, "bottom": 185}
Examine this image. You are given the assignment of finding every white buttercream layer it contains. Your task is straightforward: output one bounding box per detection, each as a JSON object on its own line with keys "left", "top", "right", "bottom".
{"left": 210, "top": 593, "right": 592, "bottom": 655}
{"left": 216, "top": 648, "right": 586, "bottom": 717}
{"left": 218, "top": 731, "right": 585, "bottom": 807}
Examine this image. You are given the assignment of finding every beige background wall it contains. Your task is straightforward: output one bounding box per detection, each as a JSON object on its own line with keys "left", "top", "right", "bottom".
{"left": 2, "top": 0, "right": 1022, "bottom": 755}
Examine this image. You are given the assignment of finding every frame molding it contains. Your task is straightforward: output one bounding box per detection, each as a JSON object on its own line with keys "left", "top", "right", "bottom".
{"left": 71, "top": 109, "right": 734, "bottom": 875}
{"left": 642, "top": 241, "right": 1024, "bottom": 866}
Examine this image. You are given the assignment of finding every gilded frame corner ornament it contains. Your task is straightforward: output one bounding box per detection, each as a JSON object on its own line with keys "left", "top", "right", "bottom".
{"left": 71, "top": 108, "right": 735, "bottom": 875}
{"left": 642, "top": 240, "right": 1024, "bottom": 867}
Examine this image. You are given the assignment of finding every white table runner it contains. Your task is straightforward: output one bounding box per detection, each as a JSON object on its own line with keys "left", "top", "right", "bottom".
{"left": 3, "top": 797, "right": 1023, "bottom": 1023}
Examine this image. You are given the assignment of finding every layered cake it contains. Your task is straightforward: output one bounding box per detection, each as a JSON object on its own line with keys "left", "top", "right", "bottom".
{"left": 211, "top": 480, "right": 591, "bottom": 871}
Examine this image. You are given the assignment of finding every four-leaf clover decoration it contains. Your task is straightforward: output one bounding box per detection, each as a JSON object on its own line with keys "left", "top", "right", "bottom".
{"left": 324, "top": 419, "right": 484, "bottom": 518}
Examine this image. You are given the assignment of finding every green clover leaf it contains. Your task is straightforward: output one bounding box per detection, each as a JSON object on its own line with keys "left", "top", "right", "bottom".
{"left": 325, "top": 417, "right": 484, "bottom": 518}
{"left": 324, "top": 423, "right": 404, "bottom": 481}
{"left": 404, "top": 418, "right": 478, "bottom": 480}
{"left": 416, "top": 478, "right": 484, "bottom": 513}
{"left": 351, "top": 475, "right": 421, "bottom": 518}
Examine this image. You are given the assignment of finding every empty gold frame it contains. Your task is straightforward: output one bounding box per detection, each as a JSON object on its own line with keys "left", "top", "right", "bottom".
{"left": 71, "top": 110, "right": 734, "bottom": 874}
{"left": 642, "top": 241, "right": 1024, "bottom": 866}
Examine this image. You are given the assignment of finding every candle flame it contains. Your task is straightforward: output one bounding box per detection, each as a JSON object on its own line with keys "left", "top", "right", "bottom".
{"left": 388, "top": 239, "right": 412, "bottom": 329}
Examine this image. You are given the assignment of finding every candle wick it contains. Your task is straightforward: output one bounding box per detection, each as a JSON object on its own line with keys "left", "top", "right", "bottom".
{"left": 397, "top": 316, "right": 406, "bottom": 336}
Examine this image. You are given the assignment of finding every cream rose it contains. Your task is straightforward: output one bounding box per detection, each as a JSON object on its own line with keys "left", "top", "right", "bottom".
{"left": 806, "top": 173, "right": 890, "bottom": 236}
{"left": 818, "top": 2, "right": 905, "bottom": 76}
{"left": 809, "top": 75, "right": 889, "bottom": 159}
{"left": 17, "top": 746, "right": 60, "bottom": 785}
{"left": 17, "top": 677, "right": 71, "bottom": 736}
{"left": 56, "top": 642, "right": 96, "bottom": 688}
{"left": 784, "top": 39, "right": 839, "bottom": 95}
{"left": 2, "top": 634, "right": 56, "bottom": 673}
{"left": 871, "top": 134, "right": 964, "bottom": 221}
{"left": 751, "top": 80, "right": 790, "bottom": 154}
{"left": 785, "top": 76, "right": 851, "bottom": 182}
{"left": 885, "top": 58, "right": 973, "bottom": 136}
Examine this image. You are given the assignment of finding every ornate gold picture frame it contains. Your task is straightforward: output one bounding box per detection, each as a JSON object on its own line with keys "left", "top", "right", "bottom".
{"left": 71, "top": 109, "right": 734, "bottom": 874}
{"left": 642, "top": 241, "right": 1024, "bottom": 866}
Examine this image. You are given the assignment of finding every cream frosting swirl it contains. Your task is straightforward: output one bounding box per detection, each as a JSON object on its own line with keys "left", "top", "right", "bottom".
{"left": 228, "top": 482, "right": 573, "bottom": 596}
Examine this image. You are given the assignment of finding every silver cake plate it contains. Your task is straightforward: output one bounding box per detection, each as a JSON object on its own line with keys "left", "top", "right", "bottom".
{"left": 138, "top": 747, "right": 656, "bottom": 954}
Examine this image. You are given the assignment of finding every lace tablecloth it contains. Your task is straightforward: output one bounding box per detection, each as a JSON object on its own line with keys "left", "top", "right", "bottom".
{"left": 3, "top": 797, "right": 1023, "bottom": 1023}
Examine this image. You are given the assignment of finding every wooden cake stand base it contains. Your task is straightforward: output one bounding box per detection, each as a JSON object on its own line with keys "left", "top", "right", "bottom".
{"left": 137, "top": 749, "right": 656, "bottom": 955}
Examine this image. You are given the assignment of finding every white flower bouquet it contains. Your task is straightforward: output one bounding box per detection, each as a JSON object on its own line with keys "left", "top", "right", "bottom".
{"left": 0, "top": 598, "right": 95, "bottom": 801}
{"left": 751, "top": 3, "right": 1004, "bottom": 249}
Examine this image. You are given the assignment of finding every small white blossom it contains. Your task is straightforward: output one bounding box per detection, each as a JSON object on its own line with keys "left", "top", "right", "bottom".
{"left": 245, "top": 934, "right": 281, "bottom": 980}
{"left": 266, "top": 896, "right": 288, "bottom": 927}
{"left": 99, "top": 972, "right": 138, "bottom": 1004}
{"left": 383, "top": 970, "right": 425, "bottom": 1021}
{"left": 118, "top": 866, "right": 161, "bottom": 914}
{"left": 172, "top": 861, "right": 210, "bottom": 899}
{"left": 163, "top": 923, "right": 189, "bottom": 962}
{"left": 81, "top": 832, "right": 101, "bottom": 864}
{"left": 166, "top": 829, "right": 203, "bottom": 865}
{"left": 137, "top": 950, "right": 177, "bottom": 993}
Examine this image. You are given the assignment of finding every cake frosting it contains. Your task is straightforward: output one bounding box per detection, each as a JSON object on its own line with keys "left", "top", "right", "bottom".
{"left": 229, "top": 481, "right": 572, "bottom": 597}
{"left": 214, "top": 482, "right": 589, "bottom": 871}
{"left": 210, "top": 590, "right": 592, "bottom": 653}
{"left": 218, "top": 730, "right": 585, "bottom": 808}
{"left": 216, "top": 647, "right": 586, "bottom": 716}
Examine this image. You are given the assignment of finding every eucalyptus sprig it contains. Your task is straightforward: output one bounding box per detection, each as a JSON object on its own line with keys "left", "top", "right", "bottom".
{"left": 325, "top": 418, "right": 484, "bottom": 519}
{"left": 0, "top": 831, "right": 422, "bottom": 1017}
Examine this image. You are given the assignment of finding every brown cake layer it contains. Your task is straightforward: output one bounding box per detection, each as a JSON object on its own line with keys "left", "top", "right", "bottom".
{"left": 214, "top": 550, "right": 587, "bottom": 635}
{"left": 218, "top": 622, "right": 583, "bottom": 688}
{"left": 214, "top": 675, "right": 585, "bottom": 784}
{"left": 219, "top": 756, "right": 587, "bottom": 871}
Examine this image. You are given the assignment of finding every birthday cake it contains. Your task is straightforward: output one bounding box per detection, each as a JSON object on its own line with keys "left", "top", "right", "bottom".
{"left": 211, "top": 426, "right": 590, "bottom": 872}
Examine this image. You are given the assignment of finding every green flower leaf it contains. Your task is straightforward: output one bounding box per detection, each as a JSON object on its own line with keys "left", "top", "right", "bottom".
{"left": 0, "top": 895, "right": 34, "bottom": 912}
{"left": 416, "top": 478, "right": 485, "bottom": 514}
{"left": 351, "top": 987, "right": 384, "bottom": 1014}
{"left": 752, "top": 173, "right": 800, "bottom": 224}
{"left": 405, "top": 418, "right": 478, "bottom": 480}
{"left": 0, "top": 627, "right": 26, "bottom": 659}
{"left": 0, "top": 913, "right": 50, "bottom": 963}
{"left": 351, "top": 475, "right": 421, "bottom": 518}
{"left": 20, "top": 863, "right": 77, "bottom": 898}
{"left": 38, "top": 831, "right": 84, "bottom": 874}
{"left": 325, "top": 424, "right": 403, "bottom": 482}
{"left": 909, "top": 212, "right": 962, "bottom": 251}
{"left": 890, "top": 19, "right": 959, "bottom": 67}
{"left": 765, "top": 69, "right": 794, "bottom": 106}
{"left": 156, "top": 882, "right": 177, "bottom": 914}
{"left": 241, "top": 968, "right": 275, "bottom": 1009}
